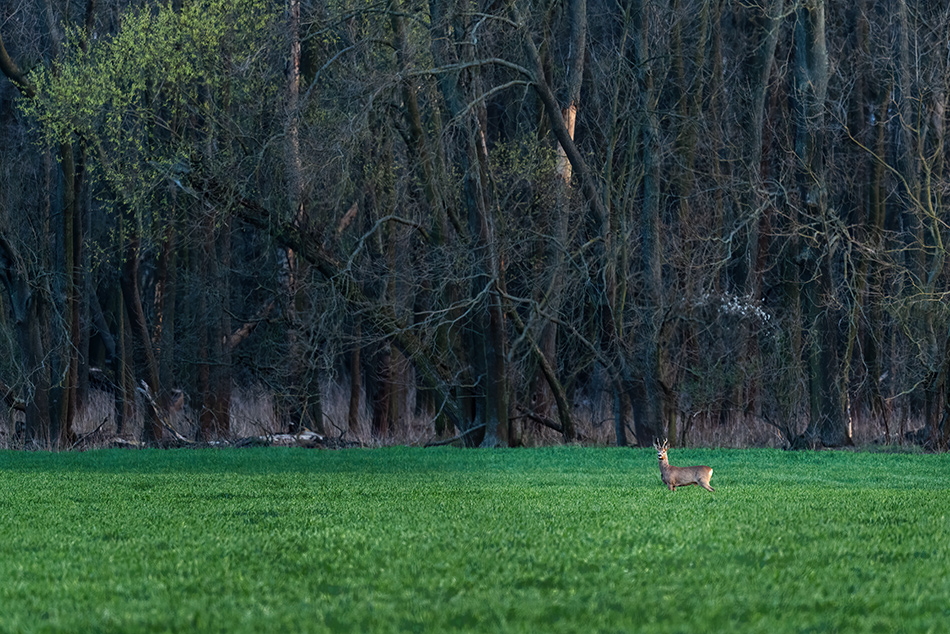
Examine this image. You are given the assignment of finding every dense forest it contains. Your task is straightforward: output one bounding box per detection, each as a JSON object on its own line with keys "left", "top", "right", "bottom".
{"left": 1, "top": 0, "right": 948, "bottom": 450}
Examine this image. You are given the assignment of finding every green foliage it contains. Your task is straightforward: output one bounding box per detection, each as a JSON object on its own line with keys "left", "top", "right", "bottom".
{"left": 489, "top": 137, "right": 559, "bottom": 198}
{"left": 0, "top": 447, "right": 948, "bottom": 633}
{"left": 20, "top": 0, "right": 280, "bottom": 214}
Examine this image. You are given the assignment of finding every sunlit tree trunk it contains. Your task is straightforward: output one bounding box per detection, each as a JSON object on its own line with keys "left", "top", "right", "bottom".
{"left": 554, "top": 0, "right": 586, "bottom": 184}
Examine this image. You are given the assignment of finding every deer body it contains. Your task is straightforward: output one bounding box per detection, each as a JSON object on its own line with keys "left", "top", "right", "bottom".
{"left": 654, "top": 439, "right": 714, "bottom": 492}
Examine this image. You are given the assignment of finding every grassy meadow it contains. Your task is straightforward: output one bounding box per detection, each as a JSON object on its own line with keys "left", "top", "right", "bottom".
{"left": 0, "top": 446, "right": 948, "bottom": 633}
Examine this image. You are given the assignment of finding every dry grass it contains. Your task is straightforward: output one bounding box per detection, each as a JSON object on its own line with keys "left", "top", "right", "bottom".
{"left": 0, "top": 382, "right": 931, "bottom": 450}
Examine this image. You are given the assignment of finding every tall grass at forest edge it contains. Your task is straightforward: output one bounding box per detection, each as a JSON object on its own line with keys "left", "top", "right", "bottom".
{"left": 0, "top": 447, "right": 948, "bottom": 633}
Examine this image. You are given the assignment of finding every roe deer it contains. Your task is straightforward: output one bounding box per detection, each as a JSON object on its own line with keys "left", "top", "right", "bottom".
{"left": 653, "top": 438, "right": 714, "bottom": 492}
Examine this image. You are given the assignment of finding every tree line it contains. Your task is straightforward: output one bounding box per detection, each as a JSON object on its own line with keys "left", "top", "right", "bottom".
{"left": 1, "top": 0, "right": 948, "bottom": 450}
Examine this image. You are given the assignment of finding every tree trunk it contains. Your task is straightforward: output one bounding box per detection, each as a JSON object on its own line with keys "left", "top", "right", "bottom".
{"left": 0, "top": 235, "right": 52, "bottom": 445}
{"left": 120, "top": 233, "right": 163, "bottom": 443}
{"left": 371, "top": 343, "right": 394, "bottom": 438}
{"left": 154, "top": 219, "right": 178, "bottom": 424}
{"left": 528, "top": 0, "right": 585, "bottom": 439}
{"left": 53, "top": 141, "right": 80, "bottom": 448}
{"left": 840, "top": 0, "right": 872, "bottom": 445}
{"left": 627, "top": 0, "right": 665, "bottom": 446}
{"left": 429, "top": 0, "right": 509, "bottom": 446}
{"left": 555, "top": 0, "right": 586, "bottom": 184}
{"left": 277, "top": 0, "right": 322, "bottom": 437}
{"left": 792, "top": 0, "right": 847, "bottom": 448}
{"left": 508, "top": 304, "right": 575, "bottom": 442}
{"left": 1, "top": 25, "right": 82, "bottom": 448}
{"left": 114, "top": 289, "right": 135, "bottom": 437}
{"left": 732, "top": 0, "right": 785, "bottom": 297}
{"left": 197, "top": 208, "right": 232, "bottom": 441}
{"left": 348, "top": 320, "right": 362, "bottom": 433}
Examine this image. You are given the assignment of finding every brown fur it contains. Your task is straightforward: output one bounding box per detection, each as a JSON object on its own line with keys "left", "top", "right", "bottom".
{"left": 654, "top": 439, "right": 714, "bottom": 492}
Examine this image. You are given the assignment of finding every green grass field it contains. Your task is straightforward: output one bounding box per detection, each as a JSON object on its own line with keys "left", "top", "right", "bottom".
{"left": 0, "top": 446, "right": 948, "bottom": 633}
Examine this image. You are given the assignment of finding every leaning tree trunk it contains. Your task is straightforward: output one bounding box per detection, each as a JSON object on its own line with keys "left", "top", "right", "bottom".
{"left": 515, "top": 0, "right": 613, "bottom": 442}
{"left": 526, "top": 0, "right": 586, "bottom": 443}
{"left": 120, "top": 233, "right": 163, "bottom": 443}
